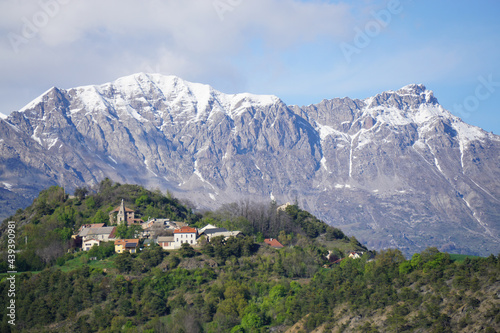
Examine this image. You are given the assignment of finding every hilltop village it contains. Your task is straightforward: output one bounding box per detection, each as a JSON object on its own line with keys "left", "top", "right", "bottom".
{"left": 74, "top": 199, "right": 284, "bottom": 255}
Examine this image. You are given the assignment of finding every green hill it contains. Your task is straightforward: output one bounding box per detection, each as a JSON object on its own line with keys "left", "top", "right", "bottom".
{"left": 0, "top": 181, "right": 498, "bottom": 332}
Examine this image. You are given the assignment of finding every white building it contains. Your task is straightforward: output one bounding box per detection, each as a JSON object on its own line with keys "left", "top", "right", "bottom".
{"left": 173, "top": 226, "right": 198, "bottom": 248}
{"left": 83, "top": 239, "right": 101, "bottom": 251}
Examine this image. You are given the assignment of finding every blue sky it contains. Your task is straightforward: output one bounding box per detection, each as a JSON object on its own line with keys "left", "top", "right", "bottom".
{"left": 1, "top": 0, "right": 499, "bottom": 134}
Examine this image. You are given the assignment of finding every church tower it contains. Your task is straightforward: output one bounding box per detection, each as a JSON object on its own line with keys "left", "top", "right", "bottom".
{"left": 117, "top": 199, "right": 126, "bottom": 224}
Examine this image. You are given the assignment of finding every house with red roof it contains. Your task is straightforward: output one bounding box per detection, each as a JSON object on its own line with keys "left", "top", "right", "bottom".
{"left": 114, "top": 239, "right": 140, "bottom": 254}
{"left": 264, "top": 238, "right": 284, "bottom": 248}
{"left": 174, "top": 226, "right": 198, "bottom": 248}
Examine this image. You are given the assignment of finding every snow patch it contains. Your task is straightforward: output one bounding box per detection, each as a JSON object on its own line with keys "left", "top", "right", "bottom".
{"left": 31, "top": 134, "right": 42, "bottom": 146}
{"left": 194, "top": 160, "right": 215, "bottom": 189}
{"left": 4, "top": 121, "right": 20, "bottom": 133}
{"left": 2, "top": 182, "right": 13, "bottom": 190}
{"left": 426, "top": 143, "right": 445, "bottom": 176}
{"left": 470, "top": 179, "right": 500, "bottom": 204}
{"left": 363, "top": 96, "right": 374, "bottom": 108}
{"left": 452, "top": 120, "right": 486, "bottom": 143}
{"left": 459, "top": 140, "right": 465, "bottom": 171}
{"left": 462, "top": 197, "right": 498, "bottom": 240}
{"left": 47, "top": 138, "right": 59, "bottom": 150}
{"left": 356, "top": 130, "right": 373, "bottom": 149}
{"left": 70, "top": 108, "right": 83, "bottom": 114}
{"left": 320, "top": 157, "right": 328, "bottom": 171}
{"left": 434, "top": 157, "right": 443, "bottom": 173}
{"left": 127, "top": 105, "right": 146, "bottom": 122}
{"left": 349, "top": 132, "right": 362, "bottom": 178}
{"left": 316, "top": 123, "right": 349, "bottom": 141}
{"left": 19, "top": 87, "right": 55, "bottom": 112}
{"left": 144, "top": 159, "right": 158, "bottom": 176}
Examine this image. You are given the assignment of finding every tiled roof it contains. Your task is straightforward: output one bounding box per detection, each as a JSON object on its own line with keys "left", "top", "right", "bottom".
{"left": 199, "top": 224, "right": 218, "bottom": 233}
{"left": 109, "top": 227, "right": 117, "bottom": 239}
{"left": 87, "top": 226, "right": 116, "bottom": 236}
{"left": 78, "top": 223, "right": 105, "bottom": 232}
{"left": 264, "top": 238, "right": 284, "bottom": 248}
{"left": 202, "top": 228, "right": 229, "bottom": 235}
{"left": 157, "top": 236, "right": 175, "bottom": 242}
{"left": 174, "top": 226, "right": 197, "bottom": 234}
{"left": 114, "top": 239, "right": 140, "bottom": 246}
{"left": 111, "top": 206, "right": 134, "bottom": 212}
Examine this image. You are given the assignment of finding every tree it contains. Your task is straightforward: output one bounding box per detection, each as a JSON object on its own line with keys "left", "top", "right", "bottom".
{"left": 88, "top": 242, "right": 114, "bottom": 260}
{"left": 140, "top": 245, "right": 164, "bottom": 268}
{"left": 135, "top": 195, "right": 151, "bottom": 206}
{"left": 116, "top": 224, "right": 128, "bottom": 239}
{"left": 115, "top": 252, "right": 134, "bottom": 273}
{"left": 91, "top": 210, "right": 108, "bottom": 225}
{"left": 74, "top": 187, "right": 89, "bottom": 201}
{"left": 179, "top": 243, "right": 196, "bottom": 258}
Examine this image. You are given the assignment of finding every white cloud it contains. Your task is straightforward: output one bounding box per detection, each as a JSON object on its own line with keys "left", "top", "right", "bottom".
{"left": 0, "top": 0, "right": 355, "bottom": 110}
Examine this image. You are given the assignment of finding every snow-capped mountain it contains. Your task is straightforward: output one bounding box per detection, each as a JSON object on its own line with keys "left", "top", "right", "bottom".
{"left": 1, "top": 73, "right": 499, "bottom": 256}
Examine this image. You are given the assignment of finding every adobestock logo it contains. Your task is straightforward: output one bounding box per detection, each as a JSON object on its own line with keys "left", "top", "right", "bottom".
{"left": 7, "top": 0, "right": 72, "bottom": 54}
{"left": 340, "top": 0, "right": 403, "bottom": 64}
{"left": 213, "top": 0, "right": 244, "bottom": 22}
{"left": 453, "top": 75, "right": 500, "bottom": 119}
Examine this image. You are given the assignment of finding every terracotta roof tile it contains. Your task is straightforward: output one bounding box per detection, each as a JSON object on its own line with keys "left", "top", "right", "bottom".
{"left": 174, "top": 226, "right": 197, "bottom": 234}
{"left": 264, "top": 238, "right": 284, "bottom": 248}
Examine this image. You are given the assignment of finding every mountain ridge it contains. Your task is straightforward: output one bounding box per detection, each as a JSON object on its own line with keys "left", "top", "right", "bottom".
{"left": 1, "top": 73, "right": 499, "bottom": 256}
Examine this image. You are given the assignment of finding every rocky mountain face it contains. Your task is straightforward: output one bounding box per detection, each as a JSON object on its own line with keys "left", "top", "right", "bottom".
{"left": 1, "top": 73, "right": 499, "bottom": 256}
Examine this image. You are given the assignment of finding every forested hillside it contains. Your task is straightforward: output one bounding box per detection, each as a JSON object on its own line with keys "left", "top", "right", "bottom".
{"left": 0, "top": 181, "right": 498, "bottom": 332}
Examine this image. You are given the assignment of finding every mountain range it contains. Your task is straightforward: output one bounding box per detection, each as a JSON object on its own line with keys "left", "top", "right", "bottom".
{"left": 1, "top": 73, "right": 499, "bottom": 256}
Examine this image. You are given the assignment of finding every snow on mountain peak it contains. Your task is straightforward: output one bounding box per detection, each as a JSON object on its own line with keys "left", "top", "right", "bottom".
{"left": 64, "top": 73, "right": 280, "bottom": 121}
{"left": 19, "top": 87, "right": 58, "bottom": 113}
{"left": 398, "top": 84, "right": 437, "bottom": 104}
{"left": 360, "top": 84, "right": 451, "bottom": 127}
{"left": 13, "top": 75, "right": 491, "bottom": 149}
{"left": 397, "top": 83, "right": 427, "bottom": 95}
{"left": 358, "top": 84, "right": 489, "bottom": 144}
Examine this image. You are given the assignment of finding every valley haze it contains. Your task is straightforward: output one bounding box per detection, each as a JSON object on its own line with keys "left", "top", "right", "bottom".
{"left": 0, "top": 73, "right": 499, "bottom": 257}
